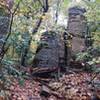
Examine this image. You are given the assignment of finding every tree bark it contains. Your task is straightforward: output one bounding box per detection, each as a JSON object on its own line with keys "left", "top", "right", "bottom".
{"left": 0, "top": 0, "right": 22, "bottom": 64}
{"left": 21, "top": 0, "right": 49, "bottom": 66}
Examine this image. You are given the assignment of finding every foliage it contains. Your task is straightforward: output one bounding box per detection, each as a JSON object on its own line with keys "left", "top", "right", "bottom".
{"left": 0, "top": 1, "right": 45, "bottom": 92}
{"left": 76, "top": 46, "right": 100, "bottom": 72}
{"left": 0, "top": 8, "right": 6, "bottom": 16}
{"left": 84, "top": 0, "right": 100, "bottom": 22}
{"left": 0, "top": 0, "right": 44, "bottom": 65}
{"left": 0, "top": 1, "right": 100, "bottom": 99}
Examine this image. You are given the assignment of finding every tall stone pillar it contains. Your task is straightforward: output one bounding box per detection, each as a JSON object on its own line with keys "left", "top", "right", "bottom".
{"left": 67, "top": 6, "right": 87, "bottom": 54}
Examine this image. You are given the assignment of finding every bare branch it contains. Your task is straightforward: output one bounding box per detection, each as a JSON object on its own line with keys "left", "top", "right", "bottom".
{"left": 0, "top": 0, "right": 22, "bottom": 63}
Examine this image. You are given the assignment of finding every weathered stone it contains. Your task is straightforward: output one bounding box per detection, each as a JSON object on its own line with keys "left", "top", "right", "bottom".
{"left": 0, "top": 16, "right": 9, "bottom": 50}
{"left": 68, "top": 6, "right": 86, "bottom": 16}
{"left": 67, "top": 6, "right": 87, "bottom": 37}
{"left": 33, "top": 31, "right": 64, "bottom": 68}
{"left": 67, "top": 6, "right": 87, "bottom": 54}
{"left": 72, "top": 37, "right": 86, "bottom": 54}
{"left": 40, "top": 85, "right": 51, "bottom": 97}
{"left": 0, "top": 17, "right": 9, "bottom": 37}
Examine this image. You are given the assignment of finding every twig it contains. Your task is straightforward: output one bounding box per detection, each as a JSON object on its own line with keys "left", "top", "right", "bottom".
{"left": 0, "top": 0, "right": 22, "bottom": 63}
{"left": 91, "top": 72, "right": 100, "bottom": 83}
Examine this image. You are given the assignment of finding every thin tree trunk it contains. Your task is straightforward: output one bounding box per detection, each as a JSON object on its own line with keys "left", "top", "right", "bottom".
{"left": 21, "top": 0, "right": 49, "bottom": 66}
{"left": 0, "top": 0, "right": 22, "bottom": 63}
{"left": 0, "top": 14, "right": 13, "bottom": 63}
{"left": 20, "top": 37, "right": 32, "bottom": 66}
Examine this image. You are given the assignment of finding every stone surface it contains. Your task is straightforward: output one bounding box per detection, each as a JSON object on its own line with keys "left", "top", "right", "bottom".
{"left": 33, "top": 31, "right": 64, "bottom": 68}
{"left": 0, "top": 16, "right": 9, "bottom": 50}
{"left": 67, "top": 6, "right": 87, "bottom": 37}
{"left": 67, "top": 6, "right": 87, "bottom": 54}
{"left": 0, "top": 17, "right": 9, "bottom": 38}
{"left": 72, "top": 37, "right": 86, "bottom": 54}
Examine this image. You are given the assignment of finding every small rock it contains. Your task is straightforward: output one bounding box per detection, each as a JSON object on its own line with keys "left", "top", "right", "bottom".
{"left": 40, "top": 85, "right": 51, "bottom": 97}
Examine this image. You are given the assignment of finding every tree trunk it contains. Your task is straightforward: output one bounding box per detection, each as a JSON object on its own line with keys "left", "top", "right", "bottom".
{"left": 21, "top": 0, "right": 49, "bottom": 66}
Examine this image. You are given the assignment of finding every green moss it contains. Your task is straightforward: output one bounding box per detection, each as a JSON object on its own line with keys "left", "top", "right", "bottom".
{"left": 60, "top": 0, "right": 70, "bottom": 10}
{"left": 0, "top": 8, "right": 6, "bottom": 16}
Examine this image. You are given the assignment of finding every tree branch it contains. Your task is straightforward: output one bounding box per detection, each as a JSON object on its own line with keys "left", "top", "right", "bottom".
{"left": 0, "top": 0, "right": 22, "bottom": 63}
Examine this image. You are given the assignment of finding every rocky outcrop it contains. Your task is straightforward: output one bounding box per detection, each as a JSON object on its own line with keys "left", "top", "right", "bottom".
{"left": 0, "top": 16, "right": 9, "bottom": 39}
{"left": 67, "top": 6, "right": 87, "bottom": 37}
{"left": 0, "top": 16, "right": 9, "bottom": 52}
{"left": 33, "top": 31, "right": 64, "bottom": 68}
{"left": 67, "top": 6, "right": 87, "bottom": 54}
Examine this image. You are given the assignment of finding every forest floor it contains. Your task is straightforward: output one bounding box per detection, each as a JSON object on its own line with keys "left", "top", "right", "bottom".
{"left": 0, "top": 30, "right": 99, "bottom": 100}
{"left": 0, "top": 66, "right": 100, "bottom": 100}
